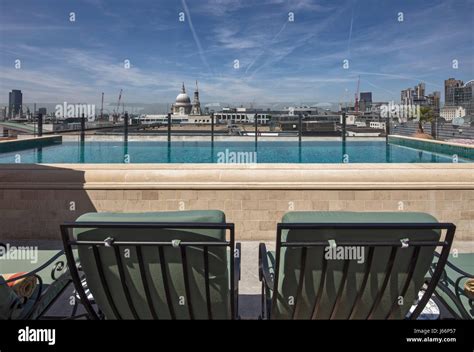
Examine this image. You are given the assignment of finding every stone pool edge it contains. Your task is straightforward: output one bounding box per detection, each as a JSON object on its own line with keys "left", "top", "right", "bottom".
{"left": 388, "top": 135, "right": 474, "bottom": 160}
{"left": 1, "top": 163, "right": 473, "bottom": 190}
{"left": 1, "top": 163, "right": 473, "bottom": 242}
{"left": 0, "top": 135, "right": 62, "bottom": 153}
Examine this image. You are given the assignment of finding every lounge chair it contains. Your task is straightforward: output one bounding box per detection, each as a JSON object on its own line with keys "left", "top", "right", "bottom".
{"left": 0, "top": 246, "right": 72, "bottom": 320}
{"left": 430, "top": 252, "right": 473, "bottom": 319}
{"left": 61, "top": 210, "right": 240, "bottom": 320}
{"left": 259, "top": 212, "right": 455, "bottom": 320}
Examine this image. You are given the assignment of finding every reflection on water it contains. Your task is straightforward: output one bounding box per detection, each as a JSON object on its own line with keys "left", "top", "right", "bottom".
{"left": 0, "top": 139, "right": 471, "bottom": 164}
{"left": 79, "top": 140, "right": 85, "bottom": 163}
{"left": 36, "top": 147, "right": 43, "bottom": 164}
{"left": 123, "top": 139, "right": 128, "bottom": 164}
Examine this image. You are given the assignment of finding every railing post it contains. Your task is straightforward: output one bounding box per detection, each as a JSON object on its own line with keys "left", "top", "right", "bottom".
{"left": 124, "top": 112, "right": 129, "bottom": 140}
{"left": 80, "top": 113, "right": 86, "bottom": 142}
{"left": 342, "top": 112, "right": 346, "bottom": 142}
{"left": 298, "top": 113, "right": 302, "bottom": 143}
{"left": 167, "top": 113, "right": 171, "bottom": 143}
{"left": 385, "top": 114, "right": 390, "bottom": 143}
{"left": 254, "top": 113, "right": 258, "bottom": 145}
{"left": 37, "top": 113, "right": 43, "bottom": 137}
{"left": 211, "top": 112, "right": 214, "bottom": 143}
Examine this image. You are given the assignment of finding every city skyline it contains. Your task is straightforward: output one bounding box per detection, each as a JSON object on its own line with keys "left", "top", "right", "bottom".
{"left": 0, "top": 0, "right": 473, "bottom": 105}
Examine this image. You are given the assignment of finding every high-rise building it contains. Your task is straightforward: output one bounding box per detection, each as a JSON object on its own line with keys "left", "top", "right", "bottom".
{"left": 401, "top": 83, "right": 425, "bottom": 105}
{"left": 38, "top": 107, "right": 47, "bottom": 116}
{"left": 8, "top": 89, "right": 22, "bottom": 118}
{"left": 0, "top": 106, "right": 7, "bottom": 120}
{"left": 400, "top": 83, "right": 439, "bottom": 112}
{"left": 426, "top": 91, "right": 441, "bottom": 112}
{"left": 415, "top": 83, "right": 425, "bottom": 100}
{"left": 453, "top": 80, "right": 474, "bottom": 115}
{"left": 360, "top": 92, "right": 372, "bottom": 103}
{"left": 359, "top": 92, "right": 372, "bottom": 112}
{"left": 401, "top": 87, "right": 414, "bottom": 105}
{"left": 444, "top": 78, "right": 463, "bottom": 106}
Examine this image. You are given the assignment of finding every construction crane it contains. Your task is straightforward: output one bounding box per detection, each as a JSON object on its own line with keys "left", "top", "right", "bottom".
{"left": 116, "top": 89, "right": 123, "bottom": 114}
{"left": 113, "top": 89, "right": 123, "bottom": 122}
{"left": 354, "top": 75, "right": 360, "bottom": 113}
{"left": 100, "top": 92, "right": 104, "bottom": 120}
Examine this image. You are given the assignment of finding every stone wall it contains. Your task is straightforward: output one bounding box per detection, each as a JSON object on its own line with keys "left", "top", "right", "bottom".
{"left": 0, "top": 164, "right": 472, "bottom": 246}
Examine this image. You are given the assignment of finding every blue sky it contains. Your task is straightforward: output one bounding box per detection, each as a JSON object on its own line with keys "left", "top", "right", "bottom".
{"left": 0, "top": 0, "right": 473, "bottom": 106}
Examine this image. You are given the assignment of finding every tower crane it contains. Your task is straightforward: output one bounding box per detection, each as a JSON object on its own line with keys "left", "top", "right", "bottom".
{"left": 100, "top": 92, "right": 104, "bottom": 120}
{"left": 354, "top": 75, "right": 360, "bottom": 113}
{"left": 114, "top": 89, "right": 123, "bottom": 122}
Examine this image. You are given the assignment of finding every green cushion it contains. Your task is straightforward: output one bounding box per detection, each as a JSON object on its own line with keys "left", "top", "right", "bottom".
{"left": 433, "top": 253, "right": 474, "bottom": 319}
{"left": 272, "top": 211, "right": 441, "bottom": 320}
{"left": 74, "top": 210, "right": 232, "bottom": 320}
{"left": 282, "top": 211, "right": 438, "bottom": 226}
{"left": 75, "top": 210, "right": 226, "bottom": 240}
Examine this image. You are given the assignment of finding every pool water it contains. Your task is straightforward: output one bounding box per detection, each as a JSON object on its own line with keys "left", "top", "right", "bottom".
{"left": 0, "top": 141, "right": 470, "bottom": 164}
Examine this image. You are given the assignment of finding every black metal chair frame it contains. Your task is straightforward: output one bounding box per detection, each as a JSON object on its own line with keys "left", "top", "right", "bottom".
{"left": 259, "top": 222, "right": 455, "bottom": 320}
{"left": 61, "top": 221, "right": 240, "bottom": 320}
{"left": 0, "top": 244, "right": 74, "bottom": 319}
{"left": 429, "top": 252, "right": 473, "bottom": 319}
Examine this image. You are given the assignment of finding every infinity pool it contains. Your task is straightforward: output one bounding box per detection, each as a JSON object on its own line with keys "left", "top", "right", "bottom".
{"left": 0, "top": 141, "right": 471, "bottom": 163}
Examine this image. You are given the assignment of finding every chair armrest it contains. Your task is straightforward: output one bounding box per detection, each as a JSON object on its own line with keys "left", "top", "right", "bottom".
{"left": 234, "top": 242, "right": 241, "bottom": 282}
{"left": 258, "top": 243, "right": 274, "bottom": 290}
{"left": 233, "top": 242, "right": 241, "bottom": 319}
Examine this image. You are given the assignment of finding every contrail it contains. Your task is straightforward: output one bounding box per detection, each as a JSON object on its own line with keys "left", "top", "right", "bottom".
{"left": 353, "top": 71, "right": 442, "bottom": 88}
{"left": 245, "top": 21, "right": 288, "bottom": 75}
{"left": 364, "top": 79, "right": 396, "bottom": 95}
{"left": 347, "top": 1, "right": 355, "bottom": 57}
{"left": 181, "top": 0, "right": 212, "bottom": 74}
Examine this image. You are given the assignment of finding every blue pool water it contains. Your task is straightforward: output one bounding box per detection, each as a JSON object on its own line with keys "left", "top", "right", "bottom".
{"left": 0, "top": 141, "right": 470, "bottom": 163}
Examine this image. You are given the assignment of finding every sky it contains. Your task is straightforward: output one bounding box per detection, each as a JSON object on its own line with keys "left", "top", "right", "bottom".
{"left": 0, "top": 0, "right": 473, "bottom": 107}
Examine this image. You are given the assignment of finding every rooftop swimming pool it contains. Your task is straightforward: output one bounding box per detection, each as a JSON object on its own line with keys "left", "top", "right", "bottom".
{"left": 0, "top": 140, "right": 471, "bottom": 163}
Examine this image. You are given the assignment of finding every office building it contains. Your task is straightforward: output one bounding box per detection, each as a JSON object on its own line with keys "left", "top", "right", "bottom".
{"left": 445, "top": 78, "right": 464, "bottom": 106}
{"left": 440, "top": 106, "right": 466, "bottom": 122}
{"left": 359, "top": 92, "right": 372, "bottom": 112}
{"left": 8, "top": 89, "right": 22, "bottom": 118}
{"left": 453, "top": 80, "right": 474, "bottom": 115}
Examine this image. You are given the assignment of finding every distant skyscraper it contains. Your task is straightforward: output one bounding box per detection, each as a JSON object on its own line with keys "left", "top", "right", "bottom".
{"left": 426, "top": 91, "right": 441, "bottom": 112}
{"left": 415, "top": 83, "right": 425, "bottom": 100}
{"left": 444, "top": 78, "right": 463, "bottom": 106}
{"left": 401, "top": 87, "right": 414, "bottom": 105}
{"left": 8, "top": 89, "right": 22, "bottom": 118}
{"left": 400, "top": 83, "right": 440, "bottom": 112}
{"left": 0, "top": 106, "right": 7, "bottom": 119}
{"left": 360, "top": 92, "right": 372, "bottom": 103}
{"left": 359, "top": 92, "right": 372, "bottom": 112}
{"left": 38, "top": 107, "right": 47, "bottom": 116}
{"left": 453, "top": 81, "right": 474, "bottom": 115}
